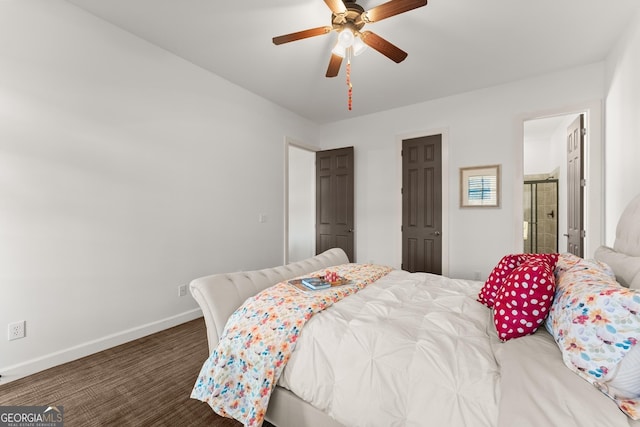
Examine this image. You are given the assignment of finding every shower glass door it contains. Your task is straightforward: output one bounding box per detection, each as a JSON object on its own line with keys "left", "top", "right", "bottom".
{"left": 523, "top": 179, "right": 558, "bottom": 254}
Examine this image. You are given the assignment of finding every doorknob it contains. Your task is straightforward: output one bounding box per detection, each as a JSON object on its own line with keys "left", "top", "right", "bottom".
{"left": 434, "top": 231, "right": 441, "bottom": 236}
{"left": 348, "top": 229, "right": 354, "bottom": 233}
{"left": 563, "top": 233, "right": 569, "bottom": 237}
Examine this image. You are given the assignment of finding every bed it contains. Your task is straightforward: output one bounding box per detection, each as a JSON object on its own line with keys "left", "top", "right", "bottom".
{"left": 189, "top": 194, "right": 640, "bottom": 427}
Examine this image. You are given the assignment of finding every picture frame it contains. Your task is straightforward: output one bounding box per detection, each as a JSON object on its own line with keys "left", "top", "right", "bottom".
{"left": 460, "top": 164, "right": 501, "bottom": 208}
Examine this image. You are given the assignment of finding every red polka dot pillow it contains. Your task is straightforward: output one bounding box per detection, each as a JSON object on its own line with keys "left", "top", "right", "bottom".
{"left": 493, "top": 257, "right": 557, "bottom": 341}
{"left": 477, "top": 254, "right": 525, "bottom": 308}
{"left": 478, "top": 253, "right": 559, "bottom": 308}
{"left": 528, "top": 252, "right": 559, "bottom": 268}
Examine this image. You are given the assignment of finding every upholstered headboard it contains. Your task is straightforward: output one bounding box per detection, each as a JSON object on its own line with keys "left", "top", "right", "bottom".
{"left": 190, "top": 248, "right": 350, "bottom": 352}
{"left": 613, "top": 193, "right": 640, "bottom": 257}
{"left": 594, "top": 193, "right": 640, "bottom": 289}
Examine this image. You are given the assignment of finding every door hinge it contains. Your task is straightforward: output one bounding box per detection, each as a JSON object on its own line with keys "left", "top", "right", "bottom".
{"left": 581, "top": 230, "right": 586, "bottom": 238}
{"left": 581, "top": 128, "right": 586, "bottom": 136}
{"left": 401, "top": 225, "right": 403, "bottom": 232}
{"left": 580, "top": 179, "right": 587, "bottom": 187}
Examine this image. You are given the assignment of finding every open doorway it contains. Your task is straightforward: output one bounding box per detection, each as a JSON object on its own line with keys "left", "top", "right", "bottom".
{"left": 523, "top": 113, "right": 580, "bottom": 254}
{"left": 285, "top": 141, "right": 355, "bottom": 263}
{"left": 285, "top": 142, "right": 316, "bottom": 263}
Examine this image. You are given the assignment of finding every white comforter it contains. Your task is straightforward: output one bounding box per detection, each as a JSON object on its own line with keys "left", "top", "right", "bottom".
{"left": 278, "top": 270, "right": 639, "bottom": 427}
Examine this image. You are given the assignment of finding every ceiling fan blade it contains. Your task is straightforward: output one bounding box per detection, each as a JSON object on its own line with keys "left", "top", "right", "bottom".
{"left": 324, "top": 0, "right": 347, "bottom": 15}
{"left": 326, "top": 53, "right": 343, "bottom": 77}
{"left": 360, "top": 31, "right": 408, "bottom": 63}
{"left": 273, "top": 26, "right": 333, "bottom": 45}
{"left": 363, "top": 0, "right": 427, "bottom": 23}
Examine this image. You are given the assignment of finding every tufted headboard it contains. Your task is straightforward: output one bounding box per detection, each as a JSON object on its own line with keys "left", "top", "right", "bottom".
{"left": 190, "top": 248, "right": 350, "bottom": 352}
{"left": 594, "top": 193, "right": 640, "bottom": 289}
{"left": 613, "top": 193, "right": 640, "bottom": 257}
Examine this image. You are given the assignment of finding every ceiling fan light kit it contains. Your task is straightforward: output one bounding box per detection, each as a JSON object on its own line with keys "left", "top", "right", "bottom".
{"left": 273, "top": 0, "right": 427, "bottom": 110}
{"left": 333, "top": 29, "right": 367, "bottom": 57}
{"left": 337, "top": 27, "right": 355, "bottom": 48}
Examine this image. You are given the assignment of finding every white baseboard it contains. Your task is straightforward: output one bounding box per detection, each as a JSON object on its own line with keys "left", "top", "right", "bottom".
{"left": 0, "top": 308, "right": 203, "bottom": 385}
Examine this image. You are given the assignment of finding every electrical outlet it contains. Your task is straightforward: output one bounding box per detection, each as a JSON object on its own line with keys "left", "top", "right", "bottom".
{"left": 178, "top": 284, "right": 187, "bottom": 297}
{"left": 8, "top": 321, "right": 25, "bottom": 341}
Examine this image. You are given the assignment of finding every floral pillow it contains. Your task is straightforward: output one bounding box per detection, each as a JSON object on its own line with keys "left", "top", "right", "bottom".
{"left": 493, "top": 256, "right": 557, "bottom": 341}
{"left": 546, "top": 253, "right": 640, "bottom": 419}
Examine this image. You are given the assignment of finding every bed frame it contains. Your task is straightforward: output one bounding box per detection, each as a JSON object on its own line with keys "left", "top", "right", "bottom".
{"left": 189, "top": 248, "right": 349, "bottom": 427}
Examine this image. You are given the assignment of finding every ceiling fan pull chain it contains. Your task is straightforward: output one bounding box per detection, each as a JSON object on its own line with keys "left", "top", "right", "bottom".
{"left": 347, "top": 50, "right": 353, "bottom": 110}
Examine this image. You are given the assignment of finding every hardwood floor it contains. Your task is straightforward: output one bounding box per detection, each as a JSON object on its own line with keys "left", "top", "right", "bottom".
{"left": 0, "top": 318, "right": 273, "bottom": 427}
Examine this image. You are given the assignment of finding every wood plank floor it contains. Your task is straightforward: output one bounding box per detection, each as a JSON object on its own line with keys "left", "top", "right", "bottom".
{"left": 0, "top": 318, "right": 273, "bottom": 427}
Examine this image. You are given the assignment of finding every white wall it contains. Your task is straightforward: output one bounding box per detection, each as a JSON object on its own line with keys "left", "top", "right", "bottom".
{"left": 523, "top": 135, "right": 555, "bottom": 176}
{"left": 318, "top": 64, "right": 606, "bottom": 279}
{"left": 0, "top": 1, "right": 317, "bottom": 380}
{"left": 604, "top": 10, "right": 640, "bottom": 245}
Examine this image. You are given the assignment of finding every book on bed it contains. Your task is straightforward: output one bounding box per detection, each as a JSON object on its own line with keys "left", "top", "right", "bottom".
{"left": 288, "top": 277, "right": 352, "bottom": 294}
{"left": 302, "top": 277, "right": 331, "bottom": 289}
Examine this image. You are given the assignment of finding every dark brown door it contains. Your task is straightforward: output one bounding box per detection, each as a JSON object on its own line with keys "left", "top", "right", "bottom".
{"left": 316, "top": 147, "right": 354, "bottom": 261}
{"left": 566, "top": 115, "right": 585, "bottom": 257}
{"left": 402, "top": 135, "right": 442, "bottom": 274}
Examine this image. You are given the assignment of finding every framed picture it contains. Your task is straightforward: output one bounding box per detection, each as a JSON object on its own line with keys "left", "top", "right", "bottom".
{"left": 460, "top": 164, "right": 501, "bottom": 208}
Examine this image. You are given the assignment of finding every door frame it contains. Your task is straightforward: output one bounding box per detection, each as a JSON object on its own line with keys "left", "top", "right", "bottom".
{"left": 515, "top": 100, "right": 604, "bottom": 257}
{"left": 284, "top": 137, "right": 320, "bottom": 264}
{"left": 395, "top": 128, "right": 450, "bottom": 276}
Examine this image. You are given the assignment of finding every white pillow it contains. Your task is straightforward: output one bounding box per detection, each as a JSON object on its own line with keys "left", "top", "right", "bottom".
{"left": 594, "top": 245, "right": 640, "bottom": 289}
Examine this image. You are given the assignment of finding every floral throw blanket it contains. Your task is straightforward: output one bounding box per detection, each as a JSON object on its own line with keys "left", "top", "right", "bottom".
{"left": 191, "top": 263, "right": 392, "bottom": 427}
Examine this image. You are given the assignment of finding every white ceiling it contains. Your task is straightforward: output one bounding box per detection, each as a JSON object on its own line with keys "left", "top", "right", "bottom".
{"left": 65, "top": 0, "right": 640, "bottom": 124}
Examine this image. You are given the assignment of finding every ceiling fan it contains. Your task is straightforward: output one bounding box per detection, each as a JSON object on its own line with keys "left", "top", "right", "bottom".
{"left": 272, "top": 0, "right": 428, "bottom": 78}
